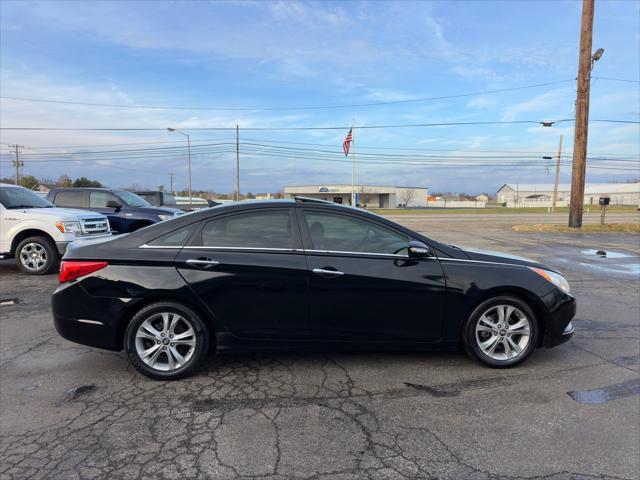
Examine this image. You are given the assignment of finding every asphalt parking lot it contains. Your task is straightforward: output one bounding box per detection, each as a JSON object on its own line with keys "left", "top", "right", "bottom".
{"left": 1, "top": 212, "right": 639, "bottom": 480}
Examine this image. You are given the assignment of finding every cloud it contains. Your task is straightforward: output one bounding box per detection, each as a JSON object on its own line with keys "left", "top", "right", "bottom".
{"left": 501, "top": 88, "right": 572, "bottom": 121}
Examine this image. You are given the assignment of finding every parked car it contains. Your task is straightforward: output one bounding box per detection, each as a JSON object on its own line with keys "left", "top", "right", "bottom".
{"left": 52, "top": 197, "right": 575, "bottom": 380}
{"left": 134, "top": 190, "right": 179, "bottom": 209}
{"left": 47, "top": 188, "right": 183, "bottom": 234}
{"left": 0, "top": 183, "right": 110, "bottom": 274}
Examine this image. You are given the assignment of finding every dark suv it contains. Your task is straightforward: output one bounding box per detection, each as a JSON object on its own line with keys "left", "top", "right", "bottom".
{"left": 47, "top": 188, "right": 183, "bottom": 233}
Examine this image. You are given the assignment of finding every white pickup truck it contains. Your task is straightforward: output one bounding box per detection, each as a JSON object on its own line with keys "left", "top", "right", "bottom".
{"left": 0, "top": 183, "right": 111, "bottom": 274}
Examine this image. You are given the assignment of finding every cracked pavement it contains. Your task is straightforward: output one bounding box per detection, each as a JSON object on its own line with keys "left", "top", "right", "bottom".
{"left": 1, "top": 212, "right": 639, "bottom": 479}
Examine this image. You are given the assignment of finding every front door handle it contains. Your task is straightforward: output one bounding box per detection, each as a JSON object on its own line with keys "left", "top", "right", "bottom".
{"left": 312, "top": 268, "right": 345, "bottom": 277}
{"left": 186, "top": 258, "right": 220, "bottom": 269}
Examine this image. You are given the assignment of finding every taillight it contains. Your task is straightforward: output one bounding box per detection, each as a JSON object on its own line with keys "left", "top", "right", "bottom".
{"left": 59, "top": 261, "right": 108, "bottom": 283}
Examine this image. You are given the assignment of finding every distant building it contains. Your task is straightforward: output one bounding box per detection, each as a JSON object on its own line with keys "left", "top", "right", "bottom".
{"left": 255, "top": 193, "right": 276, "bottom": 200}
{"left": 283, "top": 184, "right": 428, "bottom": 208}
{"left": 497, "top": 182, "right": 640, "bottom": 206}
{"left": 475, "top": 194, "right": 489, "bottom": 202}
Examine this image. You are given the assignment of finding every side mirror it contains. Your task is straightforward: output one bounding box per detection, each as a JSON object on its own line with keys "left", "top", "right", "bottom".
{"left": 106, "top": 200, "right": 122, "bottom": 211}
{"left": 408, "top": 240, "right": 433, "bottom": 258}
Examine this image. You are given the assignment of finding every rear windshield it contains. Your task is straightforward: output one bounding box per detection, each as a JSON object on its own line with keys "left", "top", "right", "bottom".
{"left": 0, "top": 187, "right": 53, "bottom": 209}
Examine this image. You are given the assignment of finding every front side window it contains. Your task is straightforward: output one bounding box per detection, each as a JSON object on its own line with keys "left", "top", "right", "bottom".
{"left": 90, "top": 191, "right": 117, "bottom": 208}
{"left": 201, "top": 210, "right": 293, "bottom": 249}
{"left": 54, "top": 191, "right": 85, "bottom": 208}
{"left": 114, "top": 190, "right": 150, "bottom": 207}
{"left": 303, "top": 211, "right": 409, "bottom": 255}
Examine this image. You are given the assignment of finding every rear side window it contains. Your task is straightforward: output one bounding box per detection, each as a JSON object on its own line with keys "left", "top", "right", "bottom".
{"left": 90, "top": 191, "right": 116, "bottom": 208}
{"left": 148, "top": 224, "right": 198, "bottom": 247}
{"left": 54, "top": 191, "right": 85, "bottom": 208}
{"left": 201, "top": 210, "right": 293, "bottom": 249}
{"left": 303, "top": 210, "right": 409, "bottom": 255}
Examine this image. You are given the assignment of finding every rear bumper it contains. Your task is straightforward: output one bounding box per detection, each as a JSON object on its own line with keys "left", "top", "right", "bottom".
{"left": 52, "top": 281, "right": 129, "bottom": 351}
{"left": 56, "top": 241, "right": 70, "bottom": 255}
{"left": 542, "top": 291, "right": 576, "bottom": 348}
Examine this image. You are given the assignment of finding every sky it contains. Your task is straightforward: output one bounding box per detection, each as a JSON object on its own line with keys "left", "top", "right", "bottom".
{"left": 0, "top": 0, "right": 639, "bottom": 194}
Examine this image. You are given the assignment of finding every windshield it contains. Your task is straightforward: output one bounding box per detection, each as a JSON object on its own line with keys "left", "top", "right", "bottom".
{"left": 115, "top": 190, "right": 151, "bottom": 207}
{"left": 0, "top": 186, "right": 54, "bottom": 209}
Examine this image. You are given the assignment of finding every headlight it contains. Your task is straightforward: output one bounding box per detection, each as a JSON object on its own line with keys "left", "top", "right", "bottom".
{"left": 55, "top": 221, "right": 82, "bottom": 236}
{"left": 529, "top": 267, "right": 570, "bottom": 293}
{"left": 158, "top": 214, "right": 172, "bottom": 221}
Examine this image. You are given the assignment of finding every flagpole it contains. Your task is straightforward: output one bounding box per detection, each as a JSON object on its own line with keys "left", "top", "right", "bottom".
{"left": 351, "top": 121, "right": 355, "bottom": 207}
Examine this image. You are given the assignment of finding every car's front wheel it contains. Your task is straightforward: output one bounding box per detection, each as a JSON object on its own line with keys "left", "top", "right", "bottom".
{"left": 463, "top": 296, "right": 538, "bottom": 368}
{"left": 124, "top": 301, "right": 210, "bottom": 380}
{"left": 15, "top": 236, "right": 59, "bottom": 275}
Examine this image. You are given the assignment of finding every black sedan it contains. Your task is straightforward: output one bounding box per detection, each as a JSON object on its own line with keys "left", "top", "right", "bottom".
{"left": 52, "top": 197, "right": 575, "bottom": 380}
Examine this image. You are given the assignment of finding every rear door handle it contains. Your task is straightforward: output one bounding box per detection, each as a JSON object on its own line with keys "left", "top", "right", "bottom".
{"left": 312, "top": 268, "right": 345, "bottom": 277}
{"left": 186, "top": 258, "right": 220, "bottom": 269}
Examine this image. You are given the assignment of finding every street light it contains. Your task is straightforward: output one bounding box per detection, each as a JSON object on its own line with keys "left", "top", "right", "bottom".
{"left": 167, "top": 128, "right": 192, "bottom": 210}
{"left": 591, "top": 47, "right": 604, "bottom": 63}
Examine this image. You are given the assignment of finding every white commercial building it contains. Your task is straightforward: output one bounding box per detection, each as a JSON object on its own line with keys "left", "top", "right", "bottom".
{"left": 497, "top": 183, "right": 640, "bottom": 206}
{"left": 283, "top": 184, "right": 428, "bottom": 208}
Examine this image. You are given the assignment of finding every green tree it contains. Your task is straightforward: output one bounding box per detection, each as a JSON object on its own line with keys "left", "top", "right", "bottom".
{"left": 19, "top": 175, "right": 39, "bottom": 190}
{"left": 57, "top": 175, "right": 73, "bottom": 187}
{"left": 73, "top": 177, "right": 102, "bottom": 187}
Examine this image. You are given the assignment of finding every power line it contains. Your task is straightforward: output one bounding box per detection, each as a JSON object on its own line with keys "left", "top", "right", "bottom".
{"left": 4, "top": 136, "right": 636, "bottom": 158}
{"left": 3, "top": 118, "right": 638, "bottom": 132}
{"left": 0, "top": 80, "right": 577, "bottom": 111}
{"left": 591, "top": 76, "right": 640, "bottom": 84}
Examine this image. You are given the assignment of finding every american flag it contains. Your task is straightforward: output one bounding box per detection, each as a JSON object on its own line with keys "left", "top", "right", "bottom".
{"left": 343, "top": 127, "right": 353, "bottom": 156}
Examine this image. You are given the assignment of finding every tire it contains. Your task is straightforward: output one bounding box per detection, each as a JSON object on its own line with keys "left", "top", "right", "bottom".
{"left": 124, "top": 301, "right": 210, "bottom": 380}
{"left": 462, "top": 295, "right": 539, "bottom": 368}
{"left": 15, "top": 236, "right": 59, "bottom": 275}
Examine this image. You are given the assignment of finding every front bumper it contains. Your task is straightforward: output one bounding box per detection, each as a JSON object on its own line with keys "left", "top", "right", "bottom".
{"left": 541, "top": 291, "right": 576, "bottom": 347}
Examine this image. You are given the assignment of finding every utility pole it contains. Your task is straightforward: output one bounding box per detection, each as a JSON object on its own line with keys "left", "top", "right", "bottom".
{"left": 10, "top": 145, "right": 24, "bottom": 185}
{"left": 235, "top": 125, "right": 240, "bottom": 201}
{"left": 569, "top": 0, "right": 595, "bottom": 228}
{"left": 169, "top": 173, "right": 175, "bottom": 194}
{"left": 166, "top": 128, "right": 192, "bottom": 210}
{"left": 551, "top": 134, "right": 563, "bottom": 213}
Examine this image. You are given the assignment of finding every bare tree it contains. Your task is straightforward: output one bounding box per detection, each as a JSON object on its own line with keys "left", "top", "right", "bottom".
{"left": 397, "top": 188, "right": 416, "bottom": 206}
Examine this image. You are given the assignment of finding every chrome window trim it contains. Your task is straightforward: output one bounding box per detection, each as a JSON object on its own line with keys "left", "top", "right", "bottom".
{"left": 304, "top": 249, "right": 410, "bottom": 259}
{"left": 140, "top": 244, "right": 302, "bottom": 252}
{"left": 140, "top": 244, "right": 524, "bottom": 267}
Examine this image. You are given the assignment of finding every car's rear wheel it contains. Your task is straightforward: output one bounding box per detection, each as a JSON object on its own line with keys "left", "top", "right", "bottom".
{"left": 124, "top": 301, "right": 210, "bottom": 380}
{"left": 463, "top": 295, "right": 538, "bottom": 368}
{"left": 15, "top": 236, "right": 59, "bottom": 275}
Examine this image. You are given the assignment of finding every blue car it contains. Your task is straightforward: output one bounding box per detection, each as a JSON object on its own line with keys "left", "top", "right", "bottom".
{"left": 47, "top": 188, "right": 183, "bottom": 234}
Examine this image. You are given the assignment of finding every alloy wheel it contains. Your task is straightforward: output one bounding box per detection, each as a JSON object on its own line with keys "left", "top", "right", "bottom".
{"left": 134, "top": 312, "right": 197, "bottom": 372}
{"left": 19, "top": 242, "right": 48, "bottom": 272}
{"left": 475, "top": 304, "right": 531, "bottom": 361}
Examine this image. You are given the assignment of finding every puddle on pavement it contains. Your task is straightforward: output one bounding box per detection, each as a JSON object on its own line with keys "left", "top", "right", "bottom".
{"left": 568, "top": 378, "right": 640, "bottom": 404}
{"left": 577, "top": 261, "right": 640, "bottom": 277}
{"left": 0, "top": 298, "right": 20, "bottom": 306}
{"left": 581, "top": 249, "right": 633, "bottom": 259}
{"left": 551, "top": 249, "right": 640, "bottom": 277}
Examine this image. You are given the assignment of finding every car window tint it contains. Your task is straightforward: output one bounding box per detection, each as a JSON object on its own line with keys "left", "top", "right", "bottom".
{"left": 303, "top": 211, "right": 409, "bottom": 255}
{"left": 54, "top": 191, "right": 84, "bottom": 208}
{"left": 90, "top": 191, "right": 115, "bottom": 208}
{"left": 148, "top": 224, "right": 197, "bottom": 247}
{"left": 201, "top": 211, "right": 292, "bottom": 249}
